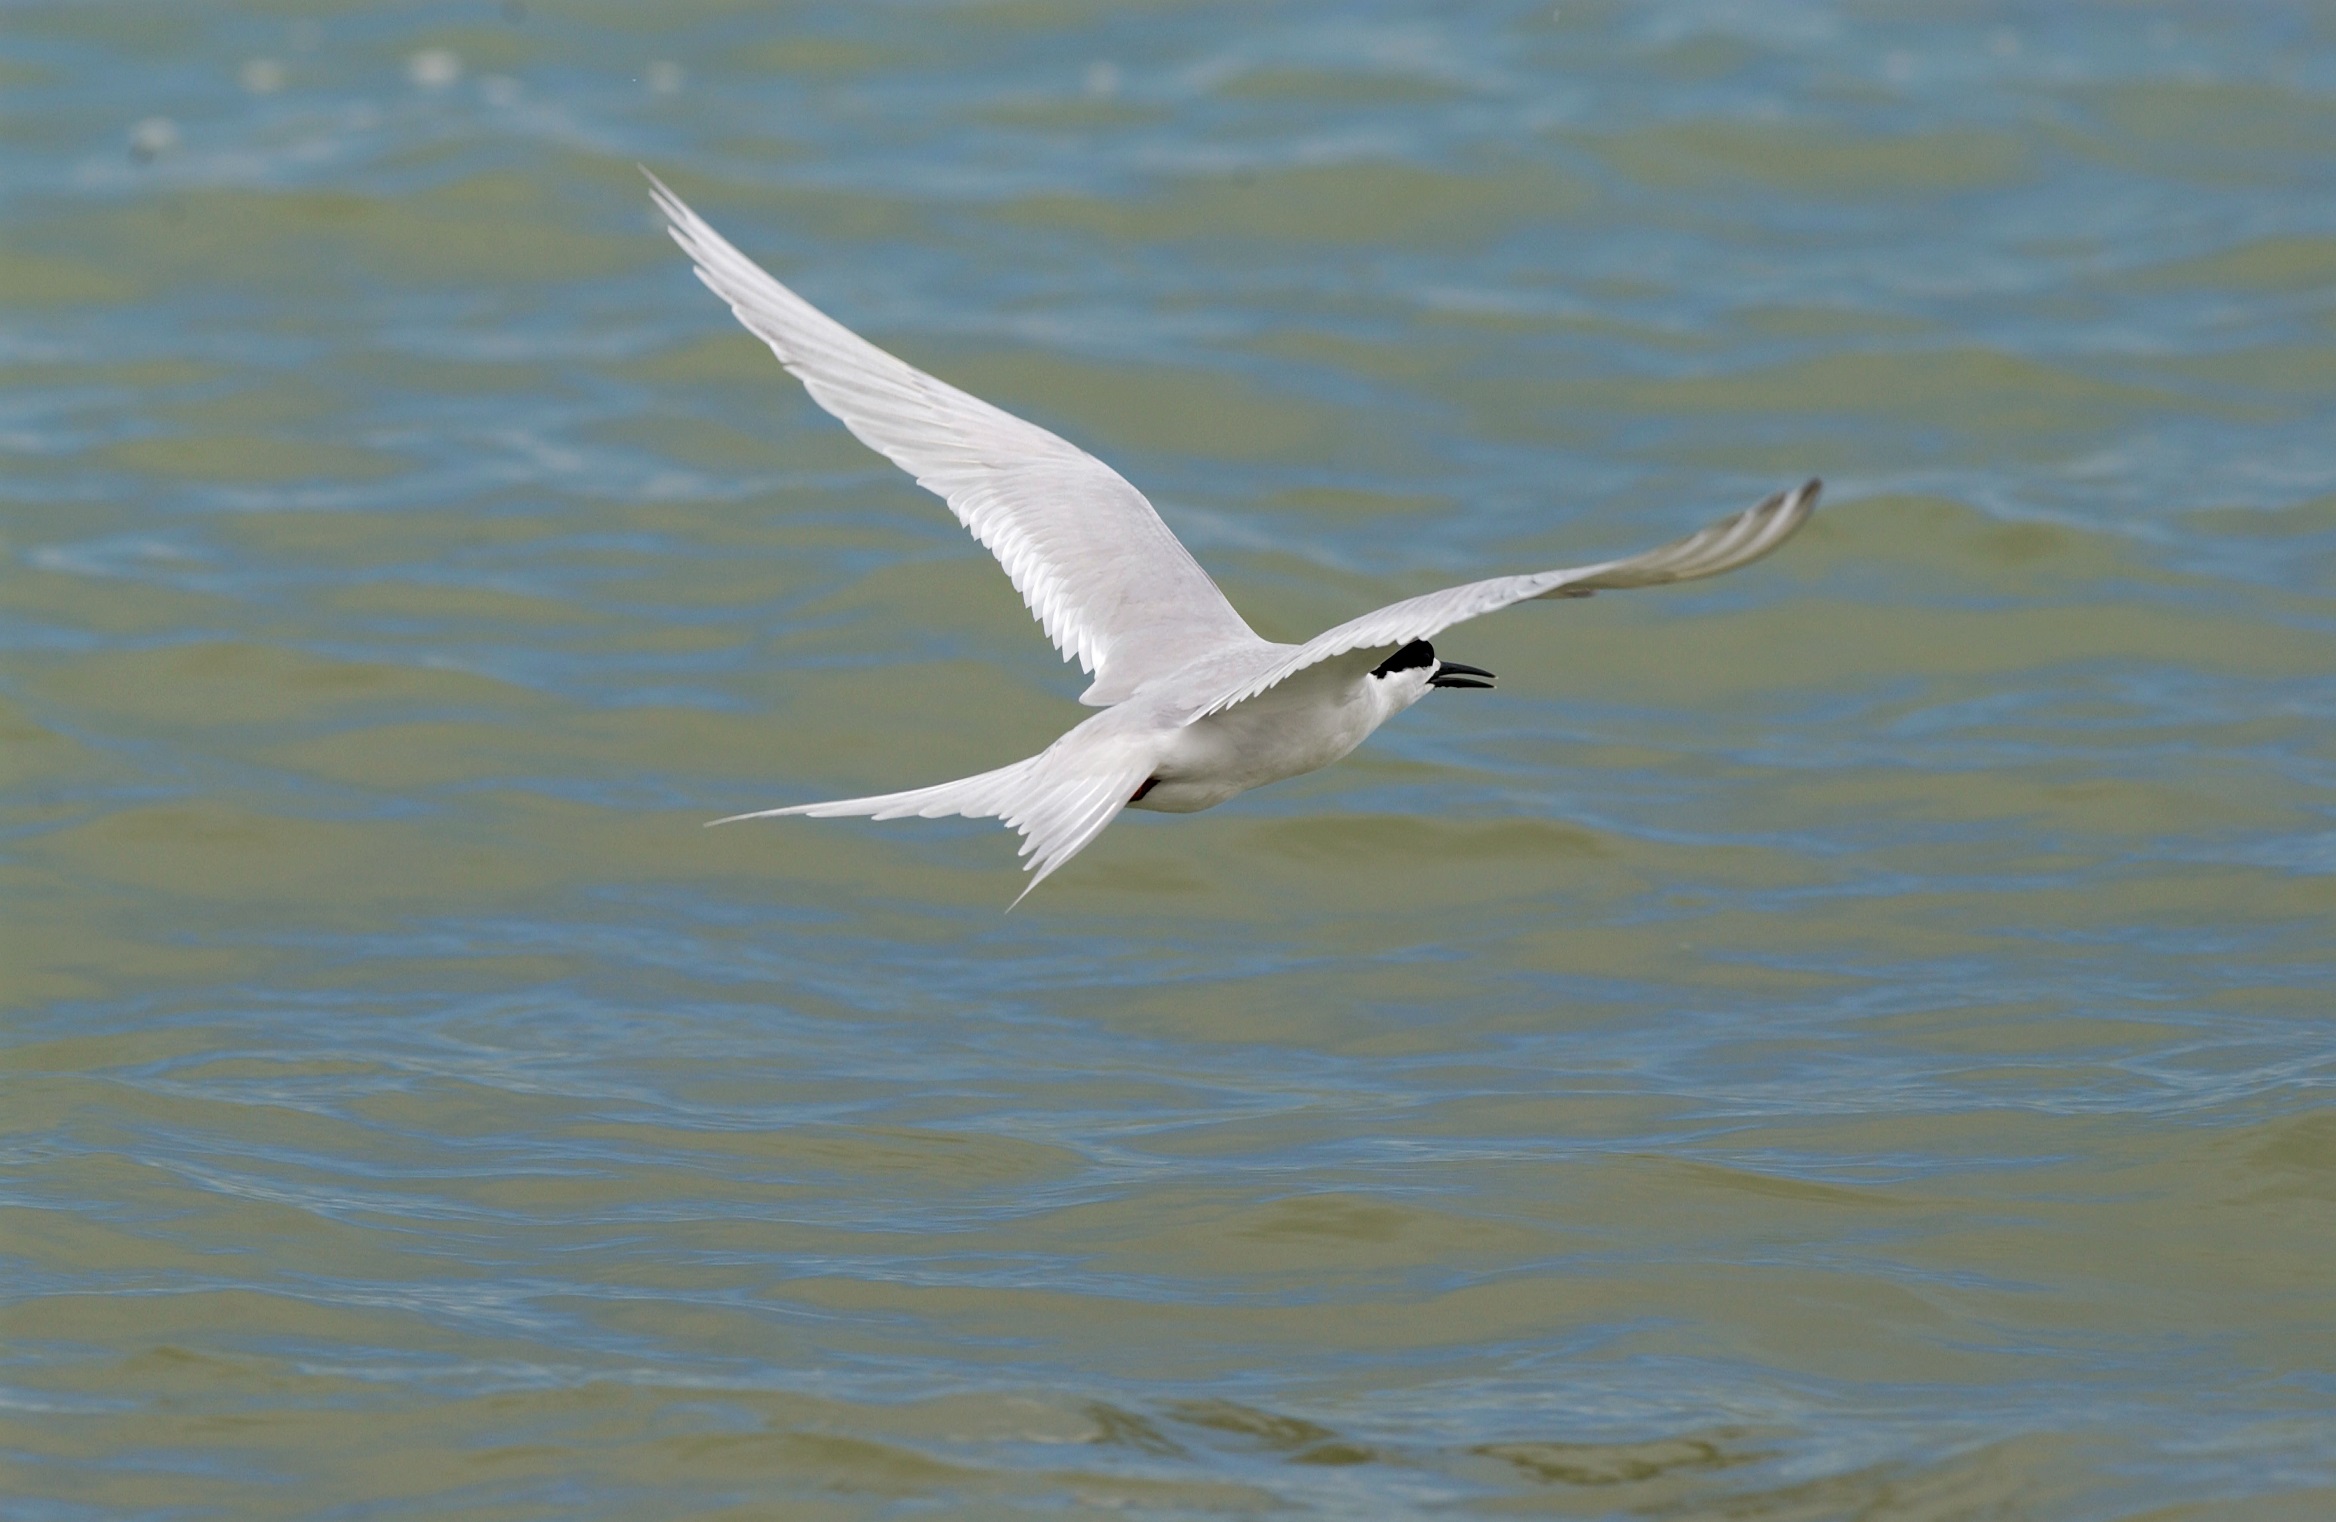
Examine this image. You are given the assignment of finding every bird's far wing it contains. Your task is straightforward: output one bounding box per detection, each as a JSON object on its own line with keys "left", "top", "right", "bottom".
{"left": 1182, "top": 479, "right": 1819, "bottom": 722}
{"left": 647, "top": 171, "right": 1261, "bottom": 706}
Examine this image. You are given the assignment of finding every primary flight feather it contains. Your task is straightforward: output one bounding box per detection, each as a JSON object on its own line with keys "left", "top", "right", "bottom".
{"left": 649, "top": 171, "right": 1817, "bottom": 904}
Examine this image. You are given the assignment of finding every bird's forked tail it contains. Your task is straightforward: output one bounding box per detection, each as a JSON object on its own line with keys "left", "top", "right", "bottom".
{"left": 709, "top": 724, "right": 1156, "bottom": 907}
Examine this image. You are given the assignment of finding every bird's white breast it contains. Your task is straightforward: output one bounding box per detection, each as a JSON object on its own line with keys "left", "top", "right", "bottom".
{"left": 1128, "top": 653, "right": 1428, "bottom": 813}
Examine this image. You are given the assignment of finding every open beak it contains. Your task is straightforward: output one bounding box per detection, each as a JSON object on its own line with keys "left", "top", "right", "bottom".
{"left": 1428, "top": 660, "right": 1496, "bottom": 690}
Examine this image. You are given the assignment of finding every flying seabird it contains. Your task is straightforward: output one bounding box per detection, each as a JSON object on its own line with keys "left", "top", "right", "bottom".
{"left": 647, "top": 173, "right": 1818, "bottom": 904}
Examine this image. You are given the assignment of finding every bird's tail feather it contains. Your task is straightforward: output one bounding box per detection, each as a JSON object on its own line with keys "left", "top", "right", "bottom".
{"left": 710, "top": 732, "right": 1153, "bottom": 908}
{"left": 709, "top": 756, "right": 1040, "bottom": 827}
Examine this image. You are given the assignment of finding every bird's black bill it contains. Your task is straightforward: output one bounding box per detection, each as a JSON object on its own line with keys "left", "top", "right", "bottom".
{"left": 1429, "top": 661, "right": 1496, "bottom": 689}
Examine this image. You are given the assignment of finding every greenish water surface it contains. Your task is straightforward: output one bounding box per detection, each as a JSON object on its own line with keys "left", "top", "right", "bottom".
{"left": 4, "top": 3, "right": 2335, "bottom": 1518}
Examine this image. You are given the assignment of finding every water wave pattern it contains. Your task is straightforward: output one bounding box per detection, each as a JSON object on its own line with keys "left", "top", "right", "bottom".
{"left": 4, "top": 2, "right": 2335, "bottom": 1518}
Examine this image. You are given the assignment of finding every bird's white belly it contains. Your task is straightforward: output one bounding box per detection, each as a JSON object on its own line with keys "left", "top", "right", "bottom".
{"left": 1127, "top": 673, "right": 1385, "bottom": 814}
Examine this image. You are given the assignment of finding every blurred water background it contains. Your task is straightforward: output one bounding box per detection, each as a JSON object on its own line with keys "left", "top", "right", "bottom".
{"left": 5, "top": 2, "right": 2336, "bottom": 1517}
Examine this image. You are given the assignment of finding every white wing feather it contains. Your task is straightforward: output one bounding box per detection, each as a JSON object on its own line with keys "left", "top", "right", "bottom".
{"left": 647, "top": 171, "right": 1263, "bottom": 706}
{"left": 1186, "top": 480, "right": 1818, "bottom": 721}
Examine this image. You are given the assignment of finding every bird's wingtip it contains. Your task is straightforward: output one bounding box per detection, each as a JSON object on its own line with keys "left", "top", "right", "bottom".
{"left": 640, "top": 166, "right": 690, "bottom": 226}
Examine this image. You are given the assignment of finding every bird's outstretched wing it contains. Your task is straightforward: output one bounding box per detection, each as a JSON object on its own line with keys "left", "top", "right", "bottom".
{"left": 648, "top": 171, "right": 1263, "bottom": 706}
{"left": 1185, "top": 479, "right": 1819, "bottom": 722}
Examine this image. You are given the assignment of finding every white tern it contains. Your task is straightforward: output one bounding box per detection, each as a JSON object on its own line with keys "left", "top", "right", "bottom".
{"left": 649, "top": 172, "right": 1818, "bottom": 904}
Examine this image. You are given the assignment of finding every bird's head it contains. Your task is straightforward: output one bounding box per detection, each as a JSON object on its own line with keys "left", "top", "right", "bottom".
{"left": 1369, "top": 639, "right": 1495, "bottom": 711}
